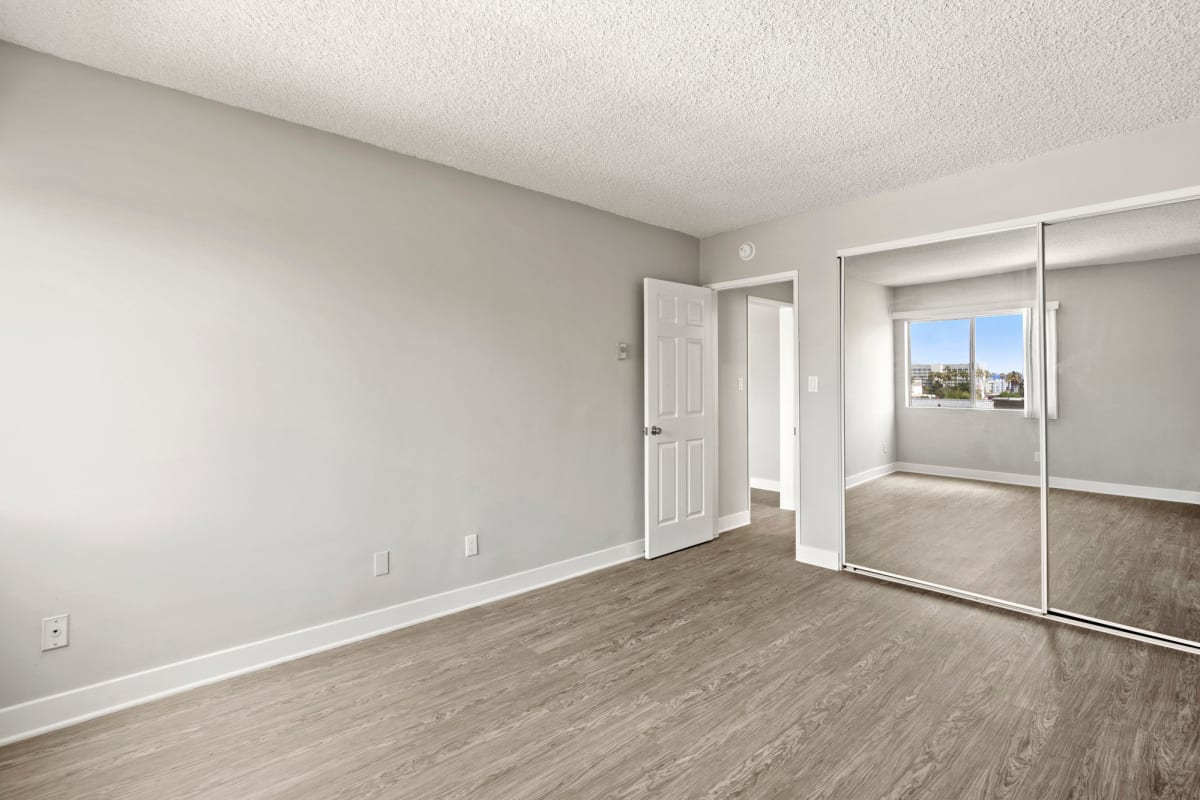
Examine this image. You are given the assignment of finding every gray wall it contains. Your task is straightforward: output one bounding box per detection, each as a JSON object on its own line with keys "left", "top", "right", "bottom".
{"left": 717, "top": 282, "right": 792, "bottom": 518}
{"left": 0, "top": 45, "right": 697, "bottom": 708}
{"left": 894, "top": 335, "right": 1040, "bottom": 475}
{"left": 700, "top": 116, "right": 1200, "bottom": 559}
{"left": 843, "top": 277, "right": 896, "bottom": 479}
{"left": 1047, "top": 255, "right": 1200, "bottom": 491}
{"left": 748, "top": 300, "right": 783, "bottom": 483}
{"left": 880, "top": 257, "right": 1200, "bottom": 491}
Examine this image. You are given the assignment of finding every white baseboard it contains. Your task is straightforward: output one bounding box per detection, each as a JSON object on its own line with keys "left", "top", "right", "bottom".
{"left": 845, "top": 462, "right": 898, "bottom": 489}
{"left": 749, "top": 477, "right": 780, "bottom": 492}
{"left": 718, "top": 510, "right": 751, "bottom": 533}
{"left": 895, "top": 462, "right": 1038, "bottom": 488}
{"left": 0, "top": 539, "right": 644, "bottom": 747}
{"left": 894, "top": 462, "right": 1200, "bottom": 504}
{"left": 797, "top": 545, "right": 841, "bottom": 571}
{"left": 1047, "top": 476, "right": 1200, "bottom": 505}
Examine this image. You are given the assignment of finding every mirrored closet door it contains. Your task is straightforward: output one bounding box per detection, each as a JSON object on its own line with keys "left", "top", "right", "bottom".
{"left": 1045, "top": 198, "right": 1200, "bottom": 644}
{"left": 843, "top": 227, "right": 1043, "bottom": 608}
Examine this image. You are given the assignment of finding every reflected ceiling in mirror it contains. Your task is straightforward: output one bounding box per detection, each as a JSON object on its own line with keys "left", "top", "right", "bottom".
{"left": 1046, "top": 196, "right": 1200, "bottom": 268}
{"left": 846, "top": 227, "right": 1036, "bottom": 287}
{"left": 848, "top": 198, "right": 1200, "bottom": 287}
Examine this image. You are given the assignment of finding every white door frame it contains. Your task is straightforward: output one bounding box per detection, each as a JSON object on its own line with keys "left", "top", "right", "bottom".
{"left": 705, "top": 270, "right": 800, "bottom": 556}
{"left": 779, "top": 304, "right": 796, "bottom": 511}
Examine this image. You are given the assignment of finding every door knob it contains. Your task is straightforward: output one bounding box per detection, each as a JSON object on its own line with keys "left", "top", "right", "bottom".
{"left": 649, "top": 425, "right": 663, "bottom": 436}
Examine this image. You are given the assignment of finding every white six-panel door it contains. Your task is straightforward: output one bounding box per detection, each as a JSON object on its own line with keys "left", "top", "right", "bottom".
{"left": 643, "top": 279, "right": 717, "bottom": 559}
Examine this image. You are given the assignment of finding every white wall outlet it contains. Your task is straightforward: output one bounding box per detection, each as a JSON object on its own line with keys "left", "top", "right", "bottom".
{"left": 373, "top": 550, "right": 390, "bottom": 577}
{"left": 737, "top": 376, "right": 745, "bottom": 391}
{"left": 1034, "top": 451, "right": 1041, "bottom": 462}
{"left": 464, "top": 534, "right": 479, "bottom": 557}
{"left": 617, "top": 342, "right": 629, "bottom": 360}
{"left": 808, "top": 376, "right": 819, "bottom": 392}
{"left": 881, "top": 443, "right": 889, "bottom": 456}
{"left": 42, "top": 614, "right": 69, "bottom": 652}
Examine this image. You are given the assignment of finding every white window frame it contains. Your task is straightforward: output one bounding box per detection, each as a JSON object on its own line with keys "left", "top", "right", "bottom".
{"left": 901, "top": 307, "right": 1030, "bottom": 412}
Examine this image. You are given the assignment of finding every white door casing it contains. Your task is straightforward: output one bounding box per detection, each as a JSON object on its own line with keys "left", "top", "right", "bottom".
{"left": 643, "top": 279, "right": 717, "bottom": 559}
{"left": 779, "top": 305, "right": 797, "bottom": 511}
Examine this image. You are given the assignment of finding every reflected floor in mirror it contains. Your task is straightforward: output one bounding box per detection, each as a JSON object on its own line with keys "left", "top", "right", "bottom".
{"left": 846, "top": 472, "right": 1042, "bottom": 607}
{"left": 848, "top": 472, "right": 1200, "bottom": 643}
{"left": 1050, "top": 489, "right": 1200, "bottom": 644}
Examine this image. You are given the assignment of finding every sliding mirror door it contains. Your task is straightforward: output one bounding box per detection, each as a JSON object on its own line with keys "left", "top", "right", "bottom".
{"left": 844, "top": 227, "right": 1043, "bottom": 608}
{"left": 1046, "top": 198, "right": 1200, "bottom": 644}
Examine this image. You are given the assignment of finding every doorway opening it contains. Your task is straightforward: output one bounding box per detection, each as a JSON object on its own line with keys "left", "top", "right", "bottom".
{"left": 714, "top": 278, "right": 797, "bottom": 538}
{"left": 748, "top": 296, "right": 796, "bottom": 514}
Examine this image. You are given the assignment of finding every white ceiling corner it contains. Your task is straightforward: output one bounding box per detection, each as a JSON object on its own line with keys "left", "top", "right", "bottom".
{"left": 3, "top": 1, "right": 1199, "bottom": 238}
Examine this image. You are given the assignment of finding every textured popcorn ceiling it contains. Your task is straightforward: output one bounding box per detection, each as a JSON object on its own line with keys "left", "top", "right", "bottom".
{"left": 3, "top": 2, "right": 1200, "bottom": 237}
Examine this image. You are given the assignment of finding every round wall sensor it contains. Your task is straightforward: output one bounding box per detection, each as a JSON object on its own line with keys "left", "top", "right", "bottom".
{"left": 738, "top": 242, "right": 755, "bottom": 261}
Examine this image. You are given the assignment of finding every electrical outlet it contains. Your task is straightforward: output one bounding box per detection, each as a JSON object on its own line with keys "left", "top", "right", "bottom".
{"left": 42, "top": 614, "right": 69, "bottom": 652}
{"left": 882, "top": 443, "right": 889, "bottom": 456}
{"left": 1034, "top": 451, "right": 1041, "bottom": 462}
{"left": 464, "top": 534, "right": 479, "bottom": 557}
{"left": 808, "top": 376, "right": 819, "bottom": 393}
{"left": 737, "top": 377, "right": 745, "bottom": 391}
{"left": 373, "top": 550, "right": 390, "bottom": 577}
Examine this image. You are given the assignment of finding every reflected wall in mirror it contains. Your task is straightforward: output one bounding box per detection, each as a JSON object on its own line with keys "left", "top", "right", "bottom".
{"left": 844, "top": 227, "right": 1042, "bottom": 607}
{"left": 1046, "top": 198, "right": 1200, "bottom": 643}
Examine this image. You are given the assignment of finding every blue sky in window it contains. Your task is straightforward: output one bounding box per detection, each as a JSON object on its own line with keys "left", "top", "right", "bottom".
{"left": 910, "top": 319, "right": 968, "bottom": 365}
{"left": 910, "top": 314, "right": 1024, "bottom": 375}
{"left": 975, "top": 314, "right": 1024, "bottom": 374}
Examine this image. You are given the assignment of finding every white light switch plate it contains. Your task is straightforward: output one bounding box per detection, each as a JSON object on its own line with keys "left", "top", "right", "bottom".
{"left": 465, "top": 534, "right": 479, "bottom": 557}
{"left": 373, "top": 551, "right": 390, "bottom": 576}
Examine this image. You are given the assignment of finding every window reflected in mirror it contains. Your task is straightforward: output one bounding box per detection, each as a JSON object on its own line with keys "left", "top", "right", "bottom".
{"left": 905, "top": 313, "right": 1025, "bottom": 410}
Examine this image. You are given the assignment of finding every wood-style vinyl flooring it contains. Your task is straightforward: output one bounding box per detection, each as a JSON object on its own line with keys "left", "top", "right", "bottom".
{"left": 3, "top": 489, "right": 1200, "bottom": 798}
{"left": 847, "top": 472, "right": 1200, "bottom": 641}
